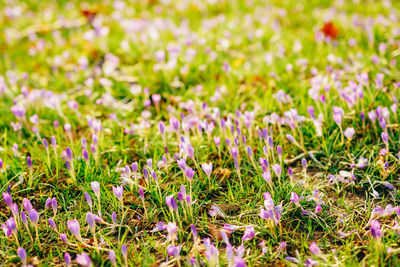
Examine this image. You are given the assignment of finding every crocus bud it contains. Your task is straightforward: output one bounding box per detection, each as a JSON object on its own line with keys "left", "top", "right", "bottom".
{"left": 85, "top": 192, "right": 92, "bottom": 209}
{"left": 185, "top": 167, "right": 195, "bottom": 182}
{"left": 272, "top": 164, "right": 281, "bottom": 177}
{"left": 76, "top": 252, "right": 92, "bottom": 267}
{"left": 86, "top": 212, "right": 95, "bottom": 233}
{"left": 66, "top": 147, "right": 73, "bottom": 160}
{"left": 27, "top": 156, "right": 32, "bottom": 169}
{"left": 29, "top": 209, "right": 39, "bottom": 227}
{"left": 3, "top": 192, "right": 12, "bottom": 207}
{"left": 17, "top": 247, "right": 27, "bottom": 265}
{"left": 166, "top": 195, "right": 178, "bottom": 211}
{"left": 43, "top": 138, "right": 48, "bottom": 149}
{"left": 121, "top": 244, "right": 128, "bottom": 256}
{"left": 65, "top": 160, "right": 71, "bottom": 171}
{"left": 167, "top": 244, "right": 181, "bottom": 257}
{"left": 51, "top": 136, "right": 57, "bottom": 148}
{"left": 131, "top": 162, "right": 138, "bottom": 173}
{"left": 21, "top": 211, "right": 28, "bottom": 225}
{"left": 52, "top": 197, "right": 57, "bottom": 215}
{"left": 112, "top": 185, "right": 124, "bottom": 202}
{"left": 201, "top": 162, "right": 213, "bottom": 176}
{"left": 302, "top": 158, "right": 307, "bottom": 170}
{"left": 91, "top": 181, "right": 100, "bottom": 198}
{"left": 381, "top": 131, "right": 389, "bottom": 145}
{"left": 139, "top": 188, "right": 145, "bottom": 200}
{"left": 64, "top": 252, "right": 72, "bottom": 267}
{"left": 159, "top": 121, "right": 165, "bottom": 136}
{"left": 371, "top": 220, "right": 383, "bottom": 239}
{"left": 82, "top": 149, "right": 89, "bottom": 161}
{"left": 23, "top": 198, "right": 33, "bottom": 213}
{"left": 112, "top": 212, "right": 117, "bottom": 225}
{"left": 191, "top": 224, "right": 198, "bottom": 241}
{"left": 309, "top": 242, "right": 321, "bottom": 255}
{"left": 277, "top": 145, "right": 282, "bottom": 157}
{"left": 286, "top": 134, "right": 295, "bottom": 143}
{"left": 246, "top": 146, "right": 253, "bottom": 157}
{"left": 109, "top": 250, "right": 117, "bottom": 267}
{"left": 60, "top": 233, "right": 68, "bottom": 243}
{"left": 48, "top": 218, "right": 57, "bottom": 229}
{"left": 67, "top": 219, "right": 81, "bottom": 241}
{"left": 45, "top": 197, "right": 52, "bottom": 209}
{"left": 288, "top": 167, "right": 293, "bottom": 178}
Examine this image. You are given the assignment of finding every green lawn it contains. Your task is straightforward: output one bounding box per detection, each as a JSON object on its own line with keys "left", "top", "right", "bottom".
{"left": 0, "top": 0, "right": 400, "bottom": 266}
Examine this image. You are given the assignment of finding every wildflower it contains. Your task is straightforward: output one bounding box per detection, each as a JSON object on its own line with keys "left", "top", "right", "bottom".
{"left": 185, "top": 167, "right": 195, "bottom": 182}
{"left": 17, "top": 247, "right": 27, "bottom": 266}
{"left": 242, "top": 226, "right": 255, "bottom": 241}
{"left": 112, "top": 185, "right": 124, "bottom": 203}
{"left": 272, "top": 164, "right": 281, "bottom": 178}
{"left": 23, "top": 198, "right": 33, "bottom": 213}
{"left": 76, "top": 252, "right": 92, "bottom": 267}
{"left": 201, "top": 162, "right": 213, "bottom": 176}
{"left": 370, "top": 220, "right": 383, "bottom": 239}
{"left": 344, "top": 127, "right": 355, "bottom": 140}
{"left": 166, "top": 222, "right": 178, "bottom": 241}
{"left": 309, "top": 242, "right": 321, "bottom": 255}
{"left": 109, "top": 250, "right": 117, "bottom": 267}
{"left": 167, "top": 244, "right": 182, "bottom": 257}
{"left": 91, "top": 181, "right": 100, "bottom": 198}
{"left": 3, "top": 192, "right": 12, "bottom": 207}
{"left": 204, "top": 238, "right": 219, "bottom": 266}
{"left": 290, "top": 192, "right": 300, "bottom": 206}
{"left": 67, "top": 219, "right": 82, "bottom": 241}
{"left": 64, "top": 252, "right": 71, "bottom": 267}
{"left": 48, "top": 218, "right": 57, "bottom": 230}
{"left": 121, "top": 244, "right": 128, "bottom": 265}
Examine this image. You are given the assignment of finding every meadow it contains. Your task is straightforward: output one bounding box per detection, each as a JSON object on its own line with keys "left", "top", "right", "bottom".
{"left": 0, "top": 0, "right": 400, "bottom": 266}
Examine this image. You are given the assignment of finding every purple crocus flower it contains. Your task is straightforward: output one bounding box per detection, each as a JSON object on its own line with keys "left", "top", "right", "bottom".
{"left": 112, "top": 185, "right": 124, "bottom": 203}
{"left": 48, "top": 218, "right": 57, "bottom": 229}
{"left": 242, "top": 226, "right": 255, "bottom": 241}
{"left": 3, "top": 192, "right": 12, "bottom": 207}
{"left": 309, "top": 242, "right": 321, "bottom": 255}
{"left": 109, "top": 250, "right": 116, "bottom": 267}
{"left": 381, "top": 131, "right": 389, "bottom": 145}
{"left": 86, "top": 212, "right": 95, "bottom": 232}
{"left": 76, "top": 252, "right": 92, "bottom": 267}
{"left": 167, "top": 244, "right": 182, "bottom": 257}
{"left": 85, "top": 192, "right": 92, "bottom": 209}
{"left": 290, "top": 192, "right": 300, "bottom": 206}
{"left": 67, "top": 219, "right": 82, "bottom": 241}
{"left": 45, "top": 197, "right": 52, "bottom": 210}
{"left": 158, "top": 121, "right": 165, "bottom": 136}
{"left": 185, "top": 167, "right": 195, "bottom": 182}
{"left": 29, "top": 209, "right": 39, "bottom": 227}
{"left": 66, "top": 147, "right": 73, "bottom": 160}
{"left": 302, "top": 158, "right": 307, "bottom": 170}
{"left": 169, "top": 117, "right": 180, "bottom": 132}
{"left": 60, "top": 233, "right": 68, "bottom": 243}
{"left": 166, "top": 195, "right": 178, "bottom": 211}
{"left": 131, "top": 162, "right": 138, "bottom": 173}
{"left": 201, "top": 162, "right": 213, "bottom": 176}
{"left": 27, "top": 156, "right": 32, "bottom": 169}
{"left": 23, "top": 198, "right": 33, "bottom": 213}
{"left": 91, "top": 181, "right": 100, "bottom": 198}
{"left": 64, "top": 252, "right": 71, "bottom": 267}
{"left": 344, "top": 127, "right": 355, "bottom": 139}
{"left": 17, "top": 247, "right": 27, "bottom": 265}
{"left": 370, "top": 220, "right": 383, "bottom": 239}
{"left": 272, "top": 164, "right": 281, "bottom": 177}
{"left": 52, "top": 197, "right": 57, "bottom": 215}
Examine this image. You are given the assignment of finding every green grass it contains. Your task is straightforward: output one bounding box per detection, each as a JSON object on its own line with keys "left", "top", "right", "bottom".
{"left": 0, "top": 0, "right": 400, "bottom": 266}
